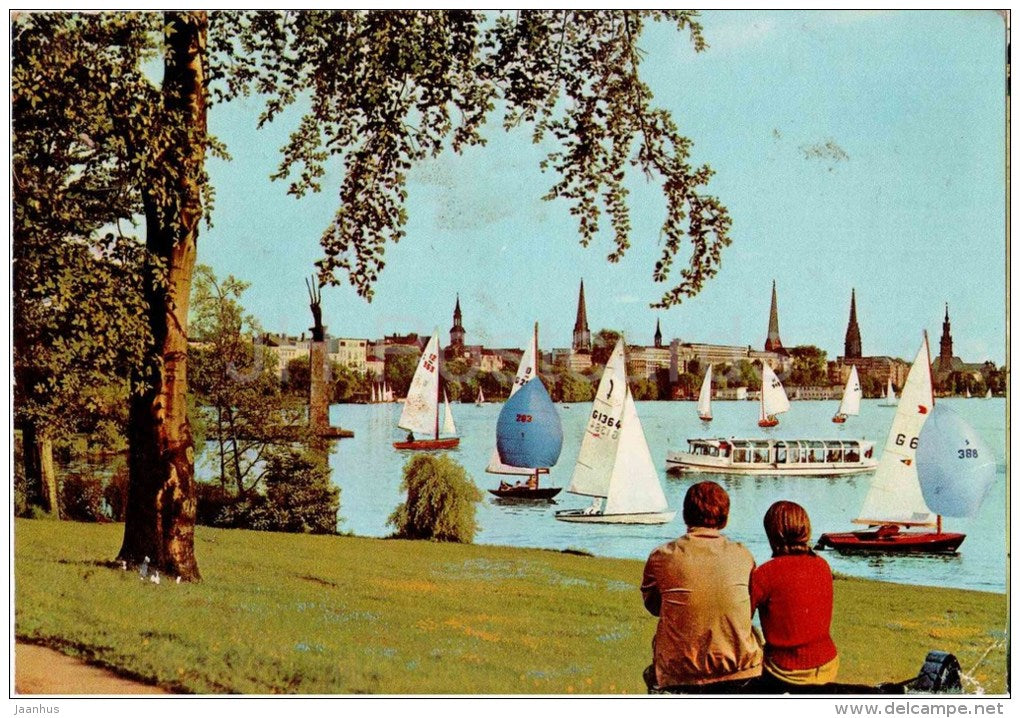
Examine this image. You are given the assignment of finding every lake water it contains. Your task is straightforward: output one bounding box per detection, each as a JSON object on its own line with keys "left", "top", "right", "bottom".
{"left": 200, "top": 397, "right": 1008, "bottom": 594}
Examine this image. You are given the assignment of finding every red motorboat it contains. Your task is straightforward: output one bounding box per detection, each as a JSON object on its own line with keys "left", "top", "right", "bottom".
{"left": 393, "top": 437, "right": 460, "bottom": 451}
{"left": 816, "top": 523, "right": 966, "bottom": 555}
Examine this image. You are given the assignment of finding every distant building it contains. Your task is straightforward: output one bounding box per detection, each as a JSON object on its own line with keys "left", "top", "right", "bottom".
{"left": 931, "top": 304, "right": 991, "bottom": 390}
{"left": 329, "top": 337, "right": 368, "bottom": 373}
{"left": 679, "top": 343, "right": 791, "bottom": 374}
{"left": 844, "top": 288, "right": 862, "bottom": 359}
{"left": 763, "top": 280, "right": 787, "bottom": 355}
{"left": 449, "top": 294, "right": 466, "bottom": 356}
{"left": 572, "top": 280, "right": 592, "bottom": 354}
{"left": 263, "top": 332, "right": 310, "bottom": 380}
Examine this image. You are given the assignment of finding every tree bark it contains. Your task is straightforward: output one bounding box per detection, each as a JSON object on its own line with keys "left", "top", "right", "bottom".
{"left": 118, "top": 12, "right": 207, "bottom": 581}
{"left": 22, "top": 422, "right": 59, "bottom": 517}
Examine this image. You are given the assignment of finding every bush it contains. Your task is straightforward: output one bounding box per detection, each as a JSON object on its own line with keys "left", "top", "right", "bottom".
{"left": 102, "top": 467, "right": 130, "bottom": 522}
{"left": 205, "top": 449, "right": 341, "bottom": 535}
{"left": 388, "top": 454, "right": 482, "bottom": 543}
{"left": 59, "top": 473, "right": 108, "bottom": 522}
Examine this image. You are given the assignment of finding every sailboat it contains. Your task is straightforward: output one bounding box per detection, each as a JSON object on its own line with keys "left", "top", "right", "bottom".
{"left": 555, "top": 338, "right": 675, "bottom": 524}
{"left": 816, "top": 333, "right": 994, "bottom": 554}
{"left": 964, "top": 387, "right": 971, "bottom": 399}
{"left": 488, "top": 324, "right": 563, "bottom": 500}
{"left": 985, "top": 388, "right": 993, "bottom": 399}
{"left": 392, "top": 332, "right": 460, "bottom": 450}
{"left": 697, "top": 365, "right": 713, "bottom": 422}
{"left": 880, "top": 376, "right": 897, "bottom": 407}
{"left": 476, "top": 386, "right": 486, "bottom": 406}
{"left": 371, "top": 383, "right": 378, "bottom": 403}
{"left": 832, "top": 365, "right": 862, "bottom": 424}
{"left": 383, "top": 382, "right": 394, "bottom": 402}
{"left": 758, "top": 361, "right": 790, "bottom": 428}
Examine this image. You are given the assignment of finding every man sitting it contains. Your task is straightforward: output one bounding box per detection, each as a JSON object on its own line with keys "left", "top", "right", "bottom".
{"left": 640, "top": 481, "right": 763, "bottom": 692}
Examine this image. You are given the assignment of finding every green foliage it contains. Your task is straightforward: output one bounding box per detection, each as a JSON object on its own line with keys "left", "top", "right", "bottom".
{"left": 788, "top": 345, "right": 829, "bottom": 386}
{"left": 209, "top": 10, "right": 729, "bottom": 307}
{"left": 558, "top": 371, "right": 596, "bottom": 403}
{"left": 213, "top": 448, "right": 340, "bottom": 534}
{"left": 384, "top": 350, "right": 421, "bottom": 398}
{"left": 733, "top": 360, "right": 762, "bottom": 391}
{"left": 592, "top": 329, "right": 622, "bottom": 366}
{"left": 630, "top": 377, "right": 659, "bottom": 401}
{"left": 59, "top": 473, "right": 109, "bottom": 523}
{"left": 674, "top": 372, "right": 699, "bottom": 399}
{"left": 389, "top": 454, "right": 482, "bottom": 543}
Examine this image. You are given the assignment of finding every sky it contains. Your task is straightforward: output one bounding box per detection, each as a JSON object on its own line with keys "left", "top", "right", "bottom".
{"left": 199, "top": 10, "right": 1008, "bottom": 365}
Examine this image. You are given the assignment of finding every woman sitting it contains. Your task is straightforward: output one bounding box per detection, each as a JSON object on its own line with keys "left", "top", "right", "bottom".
{"left": 751, "top": 500, "right": 839, "bottom": 690}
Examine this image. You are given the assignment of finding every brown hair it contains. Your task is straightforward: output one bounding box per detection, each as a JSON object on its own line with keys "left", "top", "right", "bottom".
{"left": 682, "top": 481, "right": 730, "bottom": 529}
{"left": 763, "top": 500, "right": 813, "bottom": 556}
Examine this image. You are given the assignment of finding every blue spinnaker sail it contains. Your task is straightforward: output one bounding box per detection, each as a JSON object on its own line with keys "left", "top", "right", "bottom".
{"left": 496, "top": 378, "right": 563, "bottom": 469}
{"left": 916, "top": 404, "right": 996, "bottom": 518}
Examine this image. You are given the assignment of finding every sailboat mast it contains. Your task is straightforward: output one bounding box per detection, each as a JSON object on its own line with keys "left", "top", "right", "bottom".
{"left": 923, "top": 330, "right": 941, "bottom": 535}
{"left": 435, "top": 339, "right": 441, "bottom": 441}
{"left": 534, "top": 321, "right": 540, "bottom": 489}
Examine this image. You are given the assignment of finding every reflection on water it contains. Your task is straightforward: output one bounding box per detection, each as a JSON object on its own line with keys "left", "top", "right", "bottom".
{"left": 190, "top": 398, "right": 1007, "bottom": 593}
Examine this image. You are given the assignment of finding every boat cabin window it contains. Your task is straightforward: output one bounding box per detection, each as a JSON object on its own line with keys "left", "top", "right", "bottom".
{"left": 775, "top": 441, "right": 787, "bottom": 464}
{"left": 825, "top": 440, "right": 843, "bottom": 463}
{"left": 805, "top": 441, "right": 824, "bottom": 463}
{"left": 752, "top": 441, "right": 770, "bottom": 463}
{"left": 844, "top": 442, "right": 860, "bottom": 463}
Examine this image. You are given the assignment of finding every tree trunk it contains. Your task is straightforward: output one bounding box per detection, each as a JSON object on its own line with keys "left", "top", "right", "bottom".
{"left": 22, "top": 422, "right": 59, "bottom": 517}
{"left": 117, "top": 12, "right": 207, "bottom": 581}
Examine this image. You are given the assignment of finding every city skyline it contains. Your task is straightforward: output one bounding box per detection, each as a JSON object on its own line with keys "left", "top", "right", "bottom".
{"left": 198, "top": 10, "right": 1007, "bottom": 365}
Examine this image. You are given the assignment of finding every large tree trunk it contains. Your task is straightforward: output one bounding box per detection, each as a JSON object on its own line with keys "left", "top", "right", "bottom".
{"left": 118, "top": 12, "right": 207, "bottom": 581}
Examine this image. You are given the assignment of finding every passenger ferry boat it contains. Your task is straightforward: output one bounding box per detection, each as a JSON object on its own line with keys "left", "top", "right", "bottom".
{"left": 665, "top": 438, "right": 877, "bottom": 477}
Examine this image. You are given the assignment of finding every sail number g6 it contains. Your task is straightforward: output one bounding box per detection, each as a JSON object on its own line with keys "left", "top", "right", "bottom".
{"left": 958, "top": 448, "right": 979, "bottom": 459}
{"left": 895, "top": 433, "right": 919, "bottom": 449}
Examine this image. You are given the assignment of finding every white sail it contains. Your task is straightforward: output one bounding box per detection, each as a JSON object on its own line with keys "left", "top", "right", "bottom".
{"left": 855, "top": 335, "right": 935, "bottom": 527}
{"left": 916, "top": 404, "right": 996, "bottom": 518}
{"left": 964, "top": 387, "right": 971, "bottom": 399}
{"left": 486, "top": 329, "right": 538, "bottom": 475}
{"left": 882, "top": 377, "right": 897, "bottom": 406}
{"left": 384, "top": 382, "right": 393, "bottom": 402}
{"left": 371, "top": 383, "right": 378, "bottom": 403}
{"left": 697, "top": 365, "right": 713, "bottom": 420}
{"left": 837, "top": 365, "right": 862, "bottom": 417}
{"left": 442, "top": 390, "right": 457, "bottom": 437}
{"left": 397, "top": 333, "right": 441, "bottom": 437}
{"left": 604, "top": 388, "right": 670, "bottom": 515}
{"left": 985, "top": 388, "right": 992, "bottom": 399}
{"left": 568, "top": 339, "right": 627, "bottom": 498}
{"left": 477, "top": 386, "right": 485, "bottom": 404}
{"left": 759, "top": 361, "right": 790, "bottom": 420}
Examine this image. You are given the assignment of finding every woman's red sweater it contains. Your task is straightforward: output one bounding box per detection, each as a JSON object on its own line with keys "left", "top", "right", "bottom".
{"left": 750, "top": 553, "right": 838, "bottom": 670}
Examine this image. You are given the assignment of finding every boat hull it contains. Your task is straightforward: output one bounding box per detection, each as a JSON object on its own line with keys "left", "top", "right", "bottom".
{"left": 815, "top": 530, "right": 966, "bottom": 554}
{"left": 554, "top": 509, "right": 676, "bottom": 525}
{"left": 392, "top": 437, "right": 460, "bottom": 451}
{"left": 488, "top": 486, "right": 561, "bottom": 500}
{"left": 666, "top": 454, "right": 877, "bottom": 477}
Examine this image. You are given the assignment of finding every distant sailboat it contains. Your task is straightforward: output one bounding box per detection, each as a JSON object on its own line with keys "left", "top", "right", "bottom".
{"left": 371, "top": 383, "right": 378, "bottom": 403}
{"left": 476, "top": 386, "right": 486, "bottom": 406}
{"left": 383, "top": 382, "right": 394, "bottom": 402}
{"left": 556, "top": 338, "right": 675, "bottom": 524}
{"left": 758, "top": 361, "right": 790, "bottom": 428}
{"left": 964, "top": 387, "right": 971, "bottom": 399}
{"left": 697, "top": 365, "right": 713, "bottom": 422}
{"left": 393, "top": 332, "right": 459, "bottom": 450}
{"left": 985, "top": 388, "right": 993, "bottom": 399}
{"left": 817, "top": 333, "right": 994, "bottom": 554}
{"left": 881, "top": 376, "right": 898, "bottom": 407}
{"left": 833, "top": 365, "right": 862, "bottom": 424}
{"left": 488, "top": 324, "right": 563, "bottom": 500}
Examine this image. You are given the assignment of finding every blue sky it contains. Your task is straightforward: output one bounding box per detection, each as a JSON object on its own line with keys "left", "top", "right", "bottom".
{"left": 200, "top": 10, "right": 1007, "bottom": 365}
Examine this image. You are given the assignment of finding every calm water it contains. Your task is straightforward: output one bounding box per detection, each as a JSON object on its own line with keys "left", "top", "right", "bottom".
{"left": 201, "top": 397, "right": 1008, "bottom": 593}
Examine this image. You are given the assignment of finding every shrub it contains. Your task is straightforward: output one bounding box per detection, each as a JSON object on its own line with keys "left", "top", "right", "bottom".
{"left": 102, "top": 466, "right": 130, "bottom": 522}
{"left": 388, "top": 454, "right": 482, "bottom": 543}
{"left": 204, "top": 449, "right": 340, "bottom": 535}
{"left": 59, "top": 473, "right": 108, "bottom": 522}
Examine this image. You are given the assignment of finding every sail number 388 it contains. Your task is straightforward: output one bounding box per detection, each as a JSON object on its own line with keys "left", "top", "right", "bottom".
{"left": 958, "top": 448, "right": 979, "bottom": 459}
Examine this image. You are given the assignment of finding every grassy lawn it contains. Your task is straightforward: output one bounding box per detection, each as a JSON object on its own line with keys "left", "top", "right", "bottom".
{"left": 13, "top": 519, "right": 1008, "bottom": 694}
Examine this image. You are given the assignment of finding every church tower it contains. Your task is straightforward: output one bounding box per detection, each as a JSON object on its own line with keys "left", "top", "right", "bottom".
{"left": 450, "top": 294, "right": 465, "bottom": 354}
{"left": 844, "top": 288, "right": 862, "bottom": 359}
{"left": 572, "top": 280, "right": 592, "bottom": 353}
{"left": 654, "top": 318, "right": 663, "bottom": 348}
{"left": 764, "top": 280, "right": 785, "bottom": 354}
{"left": 939, "top": 303, "right": 954, "bottom": 367}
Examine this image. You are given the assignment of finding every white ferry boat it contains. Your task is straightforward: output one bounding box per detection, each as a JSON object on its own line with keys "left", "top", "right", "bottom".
{"left": 665, "top": 438, "right": 878, "bottom": 477}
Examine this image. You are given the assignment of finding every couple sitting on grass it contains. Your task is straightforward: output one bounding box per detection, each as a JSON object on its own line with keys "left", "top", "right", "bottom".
{"left": 641, "top": 481, "right": 890, "bottom": 694}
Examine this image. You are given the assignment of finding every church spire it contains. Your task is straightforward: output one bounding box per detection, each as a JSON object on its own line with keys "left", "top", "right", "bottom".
{"left": 939, "top": 302, "right": 954, "bottom": 366}
{"left": 844, "top": 288, "right": 862, "bottom": 359}
{"left": 572, "top": 280, "right": 591, "bottom": 353}
{"left": 764, "top": 280, "right": 785, "bottom": 354}
{"left": 450, "top": 293, "right": 465, "bottom": 352}
{"left": 654, "top": 318, "right": 663, "bottom": 348}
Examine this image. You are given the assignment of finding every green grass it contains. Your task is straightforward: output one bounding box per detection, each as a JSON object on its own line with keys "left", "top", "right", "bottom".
{"left": 14, "top": 519, "right": 1008, "bottom": 694}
